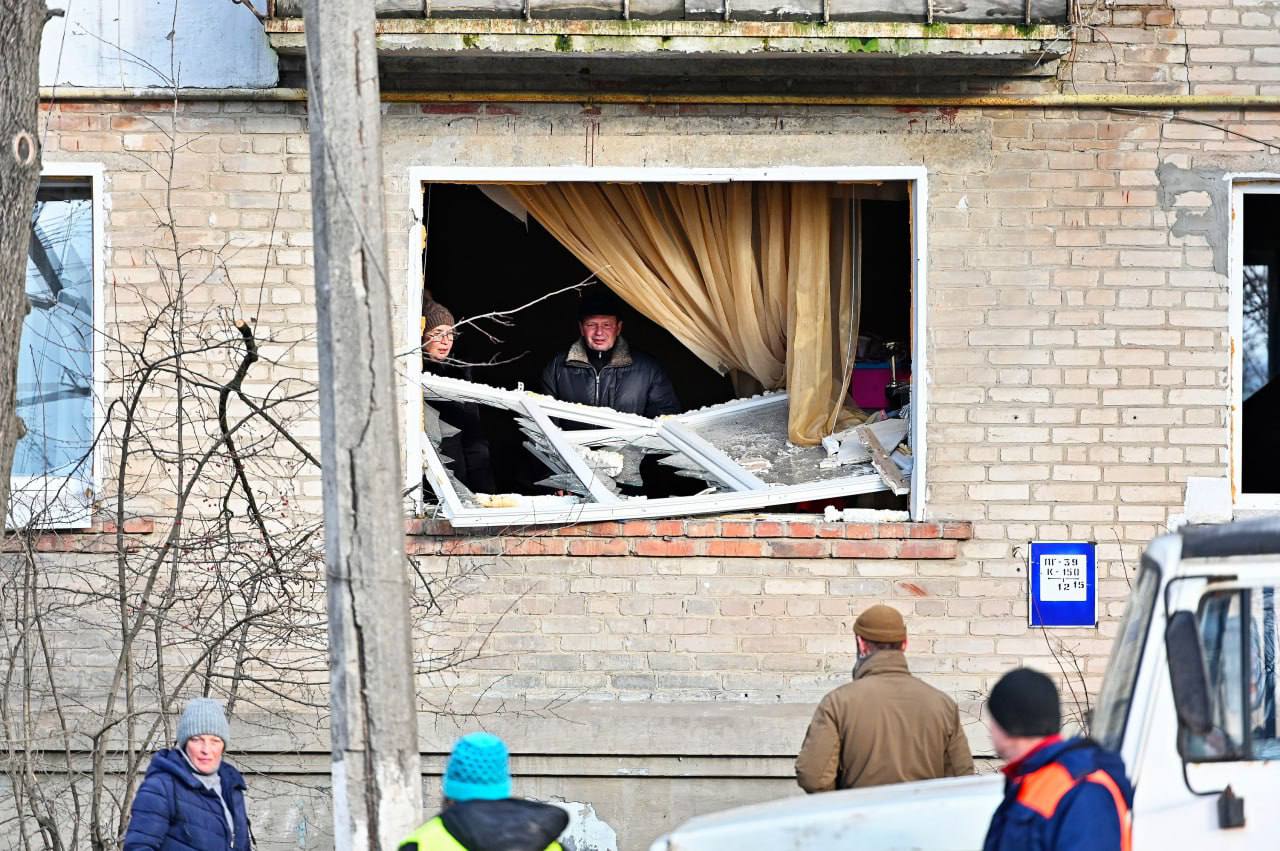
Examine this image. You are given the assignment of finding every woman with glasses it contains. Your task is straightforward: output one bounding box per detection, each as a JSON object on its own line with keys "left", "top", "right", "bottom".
{"left": 422, "top": 298, "right": 496, "bottom": 494}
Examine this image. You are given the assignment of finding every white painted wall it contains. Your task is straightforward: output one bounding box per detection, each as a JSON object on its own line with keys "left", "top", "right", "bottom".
{"left": 40, "top": 0, "right": 277, "bottom": 89}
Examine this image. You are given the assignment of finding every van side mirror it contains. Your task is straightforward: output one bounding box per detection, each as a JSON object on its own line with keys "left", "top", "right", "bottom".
{"left": 1165, "top": 610, "right": 1213, "bottom": 736}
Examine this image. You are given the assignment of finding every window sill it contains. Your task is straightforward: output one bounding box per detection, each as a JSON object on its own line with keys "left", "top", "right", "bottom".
{"left": 405, "top": 516, "right": 971, "bottom": 559}
{"left": 3, "top": 517, "right": 155, "bottom": 553}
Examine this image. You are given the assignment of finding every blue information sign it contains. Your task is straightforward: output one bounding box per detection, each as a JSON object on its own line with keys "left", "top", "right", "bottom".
{"left": 1028, "top": 541, "right": 1096, "bottom": 628}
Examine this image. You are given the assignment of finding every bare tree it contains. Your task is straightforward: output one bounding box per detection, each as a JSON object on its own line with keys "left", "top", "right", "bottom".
{"left": 0, "top": 87, "right": 503, "bottom": 849}
{"left": 0, "top": 26, "right": 575, "bottom": 849}
{"left": 0, "top": 86, "right": 332, "bottom": 849}
{"left": 0, "top": 0, "right": 61, "bottom": 518}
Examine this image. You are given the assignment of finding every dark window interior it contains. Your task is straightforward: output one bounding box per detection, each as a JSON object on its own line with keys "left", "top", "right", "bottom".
{"left": 1242, "top": 193, "right": 1280, "bottom": 494}
{"left": 858, "top": 199, "right": 912, "bottom": 347}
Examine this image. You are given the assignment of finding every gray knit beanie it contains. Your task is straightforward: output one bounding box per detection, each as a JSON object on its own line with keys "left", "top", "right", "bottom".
{"left": 423, "top": 299, "right": 455, "bottom": 332}
{"left": 176, "top": 698, "right": 230, "bottom": 748}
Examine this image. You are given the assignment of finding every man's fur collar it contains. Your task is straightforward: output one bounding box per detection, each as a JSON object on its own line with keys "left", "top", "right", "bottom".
{"left": 566, "top": 336, "right": 633, "bottom": 369}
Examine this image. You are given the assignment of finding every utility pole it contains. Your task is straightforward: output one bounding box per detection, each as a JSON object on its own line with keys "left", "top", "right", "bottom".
{"left": 301, "top": 1, "right": 423, "bottom": 849}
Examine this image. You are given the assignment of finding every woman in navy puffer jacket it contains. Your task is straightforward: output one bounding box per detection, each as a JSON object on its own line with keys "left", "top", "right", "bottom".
{"left": 123, "top": 698, "right": 252, "bottom": 851}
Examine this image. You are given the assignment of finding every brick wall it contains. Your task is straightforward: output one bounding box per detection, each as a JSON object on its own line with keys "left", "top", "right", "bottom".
{"left": 407, "top": 518, "right": 976, "bottom": 701}
{"left": 28, "top": 1, "right": 1280, "bottom": 843}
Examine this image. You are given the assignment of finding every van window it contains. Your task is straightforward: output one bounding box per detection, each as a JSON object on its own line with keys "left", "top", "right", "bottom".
{"left": 1092, "top": 564, "right": 1160, "bottom": 752}
{"left": 1249, "top": 588, "right": 1280, "bottom": 758}
{"left": 1185, "top": 587, "right": 1280, "bottom": 762}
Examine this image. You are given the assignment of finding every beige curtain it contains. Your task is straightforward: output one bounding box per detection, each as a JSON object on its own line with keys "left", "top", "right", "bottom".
{"left": 506, "top": 182, "right": 863, "bottom": 445}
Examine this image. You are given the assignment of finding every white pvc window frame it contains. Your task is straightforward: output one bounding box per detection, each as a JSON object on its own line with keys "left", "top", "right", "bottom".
{"left": 421, "top": 373, "right": 895, "bottom": 526}
{"left": 404, "top": 166, "right": 930, "bottom": 522}
{"left": 1229, "top": 176, "right": 1280, "bottom": 511}
{"left": 8, "top": 162, "right": 106, "bottom": 530}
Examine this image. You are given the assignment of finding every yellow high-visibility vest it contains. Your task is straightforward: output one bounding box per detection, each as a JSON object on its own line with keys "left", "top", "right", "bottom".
{"left": 399, "top": 815, "right": 564, "bottom": 851}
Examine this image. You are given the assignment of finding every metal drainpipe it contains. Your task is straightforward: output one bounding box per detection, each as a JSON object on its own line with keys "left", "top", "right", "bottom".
{"left": 37, "top": 87, "right": 1280, "bottom": 109}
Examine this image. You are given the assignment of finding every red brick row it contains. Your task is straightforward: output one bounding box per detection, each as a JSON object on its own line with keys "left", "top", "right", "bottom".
{"left": 0, "top": 517, "right": 156, "bottom": 553}
{"left": 407, "top": 535, "right": 960, "bottom": 560}
{"left": 405, "top": 517, "right": 972, "bottom": 543}
{"left": 15, "top": 516, "right": 965, "bottom": 559}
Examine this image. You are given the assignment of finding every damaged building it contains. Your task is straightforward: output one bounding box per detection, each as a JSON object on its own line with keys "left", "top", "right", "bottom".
{"left": 10, "top": 0, "right": 1280, "bottom": 846}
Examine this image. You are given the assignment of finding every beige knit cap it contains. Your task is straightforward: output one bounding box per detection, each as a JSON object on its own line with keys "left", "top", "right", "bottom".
{"left": 854, "top": 604, "right": 907, "bottom": 643}
{"left": 424, "top": 299, "right": 455, "bottom": 332}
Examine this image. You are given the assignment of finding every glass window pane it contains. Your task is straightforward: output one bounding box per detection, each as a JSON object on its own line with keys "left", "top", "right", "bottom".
{"left": 1243, "top": 264, "right": 1270, "bottom": 401}
{"left": 16, "top": 182, "right": 94, "bottom": 481}
{"left": 1187, "top": 591, "right": 1246, "bottom": 761}
{"left": 1250, "top": 588, "right": 1280, "bottom": 759}
{"left": 1091, "top": 563, "right": 1160, "bottom": 751}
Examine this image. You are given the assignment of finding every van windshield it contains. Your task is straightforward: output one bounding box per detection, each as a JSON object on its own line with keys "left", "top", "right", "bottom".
{"left": 1091, "top": 564, "right": 1160, "bottom": 751}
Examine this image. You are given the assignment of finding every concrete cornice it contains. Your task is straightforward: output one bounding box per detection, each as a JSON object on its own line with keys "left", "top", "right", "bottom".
{"left": 38, "top": 87, "right": 1280, "bottom": 109}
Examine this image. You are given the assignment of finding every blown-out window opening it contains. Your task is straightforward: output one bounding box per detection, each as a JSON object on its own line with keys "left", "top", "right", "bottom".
{"left": 406, "top": 168, "right": 926, "bottom": 527}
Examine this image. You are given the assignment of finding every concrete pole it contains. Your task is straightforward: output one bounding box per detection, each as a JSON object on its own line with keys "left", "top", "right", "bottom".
{"left": 300, "top": 1, "right": 423, "bottom": 848}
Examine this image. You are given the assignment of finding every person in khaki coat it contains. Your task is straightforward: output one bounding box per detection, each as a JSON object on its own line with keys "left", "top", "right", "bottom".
{"left": 795, "top": 604, "right": 975, "bottom": 792}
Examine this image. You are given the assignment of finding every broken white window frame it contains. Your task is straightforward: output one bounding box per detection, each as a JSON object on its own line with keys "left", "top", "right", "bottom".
{"left": 8, "top": 162, "right": 106, "bottom": 530}
{"left": 421, "top": 373, "right": 898, "bottom": 526}
{"left": 1229, "top": 175, "right": 1280, "bottom": 512}
{"left": 403, "top": 165, "right": 929, "bottom": 523}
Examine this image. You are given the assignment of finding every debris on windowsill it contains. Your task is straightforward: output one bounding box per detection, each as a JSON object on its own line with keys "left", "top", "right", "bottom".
{"left": 824, "top": 506, "right": 911, "bottom": 523}
{"left": 687, "top": 396, "right": 876, "bottom": 486}
{"left": 819, "top": 427, "right": 874, "bottom": 469}
{"left": 420, "top": 373, "right": 905, "bottom": 526}
{"left": 891, "top": 445, "right": 914, "bottom": 475}
{"left": 855, "top": 417, "right": 911, "bottom": 496}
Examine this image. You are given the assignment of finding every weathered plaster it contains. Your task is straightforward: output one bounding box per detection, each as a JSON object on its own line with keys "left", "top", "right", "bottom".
{"left": 555, "top": 801, "right": 621, "bottom": 851}
{"left": 1157, "top": 162, "right": 1230, "bottom": 275}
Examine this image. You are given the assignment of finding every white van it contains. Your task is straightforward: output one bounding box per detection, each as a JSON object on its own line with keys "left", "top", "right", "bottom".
{"left": 650, "top": 519, "right": 1280, "bottom": 850}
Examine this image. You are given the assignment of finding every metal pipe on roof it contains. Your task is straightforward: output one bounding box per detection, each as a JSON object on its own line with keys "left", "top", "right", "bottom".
{"left": 36, "top": 87, "right": 1280, "bottom": 108}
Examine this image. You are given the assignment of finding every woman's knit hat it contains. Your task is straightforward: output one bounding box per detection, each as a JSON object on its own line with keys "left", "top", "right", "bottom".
{"left": 176, "top": 698, "right": 231, "bottom": 747}
{"left": 424, "top": 298, "right": 456, "bottom": 332}
{"left": 444, "top": 732, "right": 512, "bottom": 802}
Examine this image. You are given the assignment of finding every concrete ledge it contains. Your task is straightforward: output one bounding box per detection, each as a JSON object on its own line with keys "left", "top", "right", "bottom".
{"left": 267, "top": 19, "right": 1071, "bottom": 64}
{"left": 2, "top": 517, "right": 156, "bottom": 552}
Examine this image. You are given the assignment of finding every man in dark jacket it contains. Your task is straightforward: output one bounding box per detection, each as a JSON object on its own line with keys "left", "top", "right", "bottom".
{"left": 795, "top": 605, "right": 974, "bottom": 791}
{"left": 540, "top": 288, "right": 680, "bottom": 417}
{"left": 123, "top": 698, "right": 252, "bottom": 851}
{"left": 983, "top": 668, "right": 1133, "bottom": 851}
{"left": 400, "top": 732, "right": 568, "bottom": 851}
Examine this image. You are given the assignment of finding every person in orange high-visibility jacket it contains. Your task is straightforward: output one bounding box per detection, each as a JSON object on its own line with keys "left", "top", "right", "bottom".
{"left": 399, "top": 733, "right": 568, "bottom": 851}
{"left": 983, "top": 668, "right": 1134, "bottom": 851}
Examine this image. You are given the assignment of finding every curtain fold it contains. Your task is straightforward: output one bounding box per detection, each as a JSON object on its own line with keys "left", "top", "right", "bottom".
{"left": 507, "top": 182, "right": 863, "bottom": 445}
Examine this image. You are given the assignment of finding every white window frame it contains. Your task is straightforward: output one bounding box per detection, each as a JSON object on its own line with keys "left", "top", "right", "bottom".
{"left": 1229, "top": 176, "right": 1280, "bottom": 511}
{"left": 404, "top": 165, "right": 929, "bottom": 522}
{"left": 8, "top": 162, "right": 106, "bottom": 530}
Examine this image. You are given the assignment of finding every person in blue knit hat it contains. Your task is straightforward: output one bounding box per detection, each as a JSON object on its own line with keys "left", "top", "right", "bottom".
{"left": 123, "top": 697, "right": 253, "bottom": 851}
{"left": 399, "top": 732, "right": 568, "bottom": 851}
